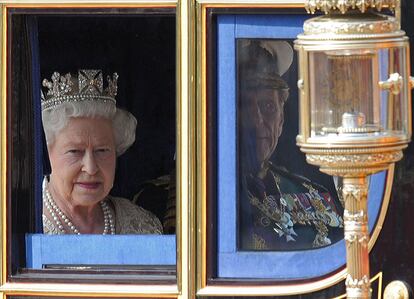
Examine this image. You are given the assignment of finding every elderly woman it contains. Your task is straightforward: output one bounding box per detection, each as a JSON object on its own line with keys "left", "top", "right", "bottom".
{"left": 238, "top": 41, "right": 343, "bottom": 250}
{"left": 41, "top": 69, "right": 162, "bottom": 235}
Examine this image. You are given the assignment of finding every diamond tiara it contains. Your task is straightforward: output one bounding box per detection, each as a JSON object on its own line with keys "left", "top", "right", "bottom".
{"left": 41, "top": 69, "right": 118, "bottom": 111}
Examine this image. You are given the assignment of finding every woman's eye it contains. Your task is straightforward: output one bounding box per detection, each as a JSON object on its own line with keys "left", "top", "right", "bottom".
{"left": 95, "top": 148, "right": 112, "bottom": 156}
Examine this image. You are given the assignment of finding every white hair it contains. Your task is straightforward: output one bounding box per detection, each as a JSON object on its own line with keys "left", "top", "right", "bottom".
{"left": 42, "top": 101, "right": 137, "bottom": 156}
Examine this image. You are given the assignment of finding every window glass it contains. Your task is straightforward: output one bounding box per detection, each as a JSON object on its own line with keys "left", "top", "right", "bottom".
{"left": 10, "top": 10, "right": 176, "bottom": 276}
{"left": 237, "top": 38, "right": 343, "bottom": 251}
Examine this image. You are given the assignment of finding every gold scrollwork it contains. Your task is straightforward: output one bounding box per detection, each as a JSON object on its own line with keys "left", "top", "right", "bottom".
{"left": 345, "top": 274, "right": 371, "bottom": 298}
{"left": 303, "top": 146, "right": 406, "bottom": 155}
{"left": 409, "top": 76, "right": 414, "bottom": 90}
{"left": 303, "top": 17, "right": 399, "bottom": 36}
{"left": 344, "top": 229, "right": 368, "bottom": 246}
{"left": 345, "top": 274, "right": 370, "bottom": 289}
{"left": 342, "top": 184, "right": 368, "bottom": 203}
{"left": 344, "top": 210, "right": 366, "bottom": 222}
{"left": 305, "top": 0, "right": 398, "bottom": 14}
{"left": 334, "top": 272, "right": 383, "bottom": 299}
{"left": 379, "top": 73, "right": 403, "bottom": 95}
{"left": 306, "top": 152, "right": 403, "bottom": 167}
{"left": 320, "top": 166, "right": 389, "bottom": 177}
{"left": 344, "top": 232, "right": 369, "bottom": 247}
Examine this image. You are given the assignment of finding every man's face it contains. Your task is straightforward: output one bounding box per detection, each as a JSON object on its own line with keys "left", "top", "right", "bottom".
{"left": 241, "top": 88, "right": 286, "bottom": 165}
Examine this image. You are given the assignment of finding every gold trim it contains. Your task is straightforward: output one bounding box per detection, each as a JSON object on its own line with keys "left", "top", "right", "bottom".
{"left": 333, "top": 272, "right": 383, "bottom": 299}
{"left": 197, "top": 0, "right": 303, "bottom": 5}
{"left": 197, "top": 3, "right": 395, "bottom": 295}
{"left": 176, "top": 0, "right": 196, "bottom": 298}
{"left": 303, "top": 14, "right": 400, "bottom": 36}
{"left": 198, "top": 271, "right": 385, "bottom": 297}
{"left": 197, "top": 2, "right": 207, "bottom": 292}
{"left": 0, "top": 282, "right": 178, "bottom": 297}
{"left": 196, "top": 272, "right": 347, "bottom": 296}
{"left": 197, "top": 1, "right": 207, "bottom": 291}
{"left": 295, "top": 42, "right": 409, "bottom": 53}
{"left": 175, "top": 0, "right": 184, "bottom": 293}
{"left": 305, "top": 0, "right": 398, "bottom": 14}
{"left": 1, "top": 2, "right": 183, "bottom": 298}
{"left": 342, "top": 178, "right": 370, "bottom": 299}
{"left": 369, "top": 164, "right": 394, "bottom": 248}
{"left": 1, "top": 4, "right": 6, "bottom": 286}
{"left": 374, "top": 271, "right": 383, "bottom": 299}
{"left": 2, "top": 1, "right": 177, "bottom": 5}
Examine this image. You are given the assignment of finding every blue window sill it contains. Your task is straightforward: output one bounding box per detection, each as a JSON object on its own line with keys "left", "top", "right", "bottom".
{"left": 26, "top": 234, "right": 176, "bottom": 269}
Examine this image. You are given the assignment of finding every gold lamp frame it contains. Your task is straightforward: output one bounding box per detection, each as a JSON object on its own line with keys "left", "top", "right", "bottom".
{"left": 295, "top": 1, "right": 413, "bottom": 298}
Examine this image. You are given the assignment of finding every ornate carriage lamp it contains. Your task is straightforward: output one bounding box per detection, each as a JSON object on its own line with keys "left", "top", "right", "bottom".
{"left": 295, "top": 1, "right": 413, "bottom": 298}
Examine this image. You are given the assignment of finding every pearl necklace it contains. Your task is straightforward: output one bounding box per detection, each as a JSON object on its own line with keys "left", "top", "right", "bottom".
{"left": 43, "top": 185, "right": 115, "bottom": 235}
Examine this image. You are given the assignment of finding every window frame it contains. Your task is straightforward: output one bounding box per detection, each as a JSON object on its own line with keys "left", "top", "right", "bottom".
{"left": 0, "top": 1, "right": 195, "bottom": 298}
{"left": 196, "top": 4, "right": 396, "bottom": 296}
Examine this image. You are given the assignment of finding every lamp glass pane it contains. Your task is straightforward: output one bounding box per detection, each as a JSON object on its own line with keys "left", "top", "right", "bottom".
{"left": 378, "top": 46, "right": 409, "bottom": 135}
{"left": 309, "top": 50, "right": 378, "bottom": 136}
{"left": 309, "top": 46, "right": 409, "bottom": 139}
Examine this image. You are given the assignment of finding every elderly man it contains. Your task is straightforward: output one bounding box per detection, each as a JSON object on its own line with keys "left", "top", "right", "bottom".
{"left": 238, "top": 40, "right": 343, "bottom": 251}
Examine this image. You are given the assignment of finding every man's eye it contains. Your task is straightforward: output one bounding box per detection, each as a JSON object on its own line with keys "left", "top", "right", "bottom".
{"left": 259, "top": 101, "right": 276, "bottom": 113}
{"left": 66, "top": 149, "right": 82, "bottom": 155}
{"left": 96, "top": 148, "right": 110, "bottom": 153}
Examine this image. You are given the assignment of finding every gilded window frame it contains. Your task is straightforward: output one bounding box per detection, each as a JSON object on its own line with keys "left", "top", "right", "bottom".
{"left": 0, "top": 1, "right": 196, "bottom": 298}
{"left": 0, "top": 0, "right": 397, "bottom": 297}
{"left": 195, "top": 0, "right": 395, "bottom": 296}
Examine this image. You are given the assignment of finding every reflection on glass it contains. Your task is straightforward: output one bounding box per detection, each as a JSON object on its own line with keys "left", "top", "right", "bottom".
{"left": 237, "top": 39, "right": 344, "bottom": 251}
{"left": 309, "top": 47, "right": 408, "bottom": 137}
{"left": 310, "top": 50, "right": 377, "bottom": 135}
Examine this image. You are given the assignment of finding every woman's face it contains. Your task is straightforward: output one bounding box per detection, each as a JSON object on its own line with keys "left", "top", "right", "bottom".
{"left": 241, "top": 88, "right": 286, "bottom": 165}
{"left": 48, "top": 117, "right": 116, "bottom": 208}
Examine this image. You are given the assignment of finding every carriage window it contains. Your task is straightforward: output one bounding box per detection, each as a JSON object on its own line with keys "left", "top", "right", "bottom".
{"left": 212, "top": 12, "right": 390, "bottom": 283}
{"left": 237, "top": 38, "right": 344, "bottom": 252}
{"left": 9, "top": 9, "right": 177, "bottom": 279}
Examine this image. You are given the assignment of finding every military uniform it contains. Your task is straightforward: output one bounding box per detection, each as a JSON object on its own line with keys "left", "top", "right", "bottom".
{"left": 240, "top": 161, "right": 344, "bottom": 251}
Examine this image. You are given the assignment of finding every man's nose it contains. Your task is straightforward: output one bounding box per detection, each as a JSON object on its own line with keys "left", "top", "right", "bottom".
{"left": 253, "top": 104, "right": 265, "bottom": 126}
{"left": 82, "top": 151, "right": 98, "bottom": 175}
